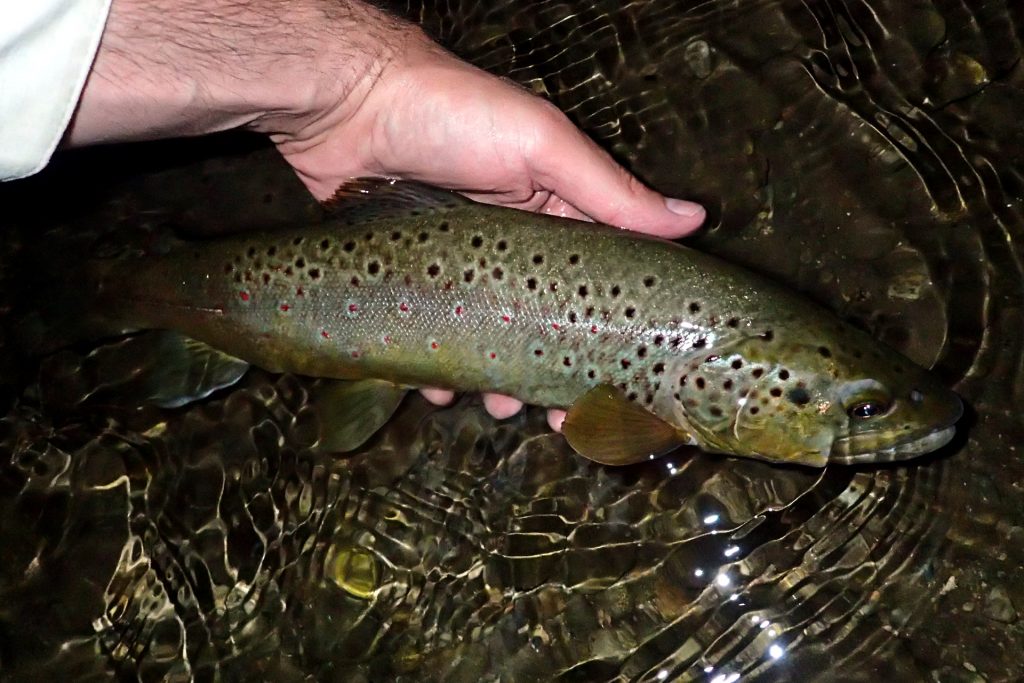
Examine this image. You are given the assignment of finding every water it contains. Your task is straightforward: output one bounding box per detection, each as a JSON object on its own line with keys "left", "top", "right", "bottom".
{"left": 2, "top": 0, "right": 1022, "bottom": 680}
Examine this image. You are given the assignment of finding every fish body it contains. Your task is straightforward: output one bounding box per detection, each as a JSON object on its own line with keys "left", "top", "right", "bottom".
{"left": 82, "top": 180, "right": 961, "bottom": 466}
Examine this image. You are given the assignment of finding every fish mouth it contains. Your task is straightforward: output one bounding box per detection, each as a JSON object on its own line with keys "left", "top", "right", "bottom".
{"left": 828, "top": 424, "right": 958, "bottom": 464}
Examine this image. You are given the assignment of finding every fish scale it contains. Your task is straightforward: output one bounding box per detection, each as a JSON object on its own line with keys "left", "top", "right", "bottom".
{"left": 81, "top": 179, "right": 960, "bottom": 467}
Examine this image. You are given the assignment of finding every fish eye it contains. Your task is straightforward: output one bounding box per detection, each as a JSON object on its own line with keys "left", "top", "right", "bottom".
{"left": 848, "top": 400, "right": 888, "bottom": 419}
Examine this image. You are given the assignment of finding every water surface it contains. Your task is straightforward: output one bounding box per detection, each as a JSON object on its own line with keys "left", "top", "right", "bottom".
{"left": 1, "top": 1, "right": 1022, "bottom": 680}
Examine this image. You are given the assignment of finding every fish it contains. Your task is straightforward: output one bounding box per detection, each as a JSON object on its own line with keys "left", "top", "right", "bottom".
{"left": 28, "top": 179, "right": 962, "bottom": 467}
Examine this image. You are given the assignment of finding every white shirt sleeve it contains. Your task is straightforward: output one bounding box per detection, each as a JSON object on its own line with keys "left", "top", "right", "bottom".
{"left": 0, "top": 0, "right": 112, "bottom": 181}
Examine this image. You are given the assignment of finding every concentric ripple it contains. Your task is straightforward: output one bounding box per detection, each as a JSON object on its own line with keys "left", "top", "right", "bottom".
{"left": 2, "top": 0, "right": 1024, "bottom": 681}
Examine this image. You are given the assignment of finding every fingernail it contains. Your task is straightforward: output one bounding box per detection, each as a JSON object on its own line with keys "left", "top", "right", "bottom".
{"left": 665, "top": 197, "right": 704, "bottom": 217}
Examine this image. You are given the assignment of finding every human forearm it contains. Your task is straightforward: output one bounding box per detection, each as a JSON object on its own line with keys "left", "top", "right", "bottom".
{"left": 66, "top": 0, "right": 416, "bottom": 145}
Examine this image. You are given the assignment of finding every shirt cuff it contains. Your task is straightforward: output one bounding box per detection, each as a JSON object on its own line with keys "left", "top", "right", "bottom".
{"left": 0, "top": 0, "right": 112, "bottom": 181}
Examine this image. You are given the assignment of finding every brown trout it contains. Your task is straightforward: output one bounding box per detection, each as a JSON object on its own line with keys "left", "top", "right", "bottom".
{"left": 53, "top": 179, "right": 961, "bottom": 467}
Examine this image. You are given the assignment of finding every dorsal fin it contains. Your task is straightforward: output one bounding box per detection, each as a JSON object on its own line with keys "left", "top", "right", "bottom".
{"left": 323, "top": 178, "right": 472, "bottom": 223}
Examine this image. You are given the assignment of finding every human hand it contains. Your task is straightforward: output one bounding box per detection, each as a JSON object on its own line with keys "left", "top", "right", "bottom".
{"left": 68, "top": 0, "right": 705, "bottom": 430}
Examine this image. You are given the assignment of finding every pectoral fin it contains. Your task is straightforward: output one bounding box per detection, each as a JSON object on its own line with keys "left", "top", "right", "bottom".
{"left": 312, "top": 379, "right": 408, "bottom": 453}
{"left": 562, "top": 384, "right": 689, "bottom": 466}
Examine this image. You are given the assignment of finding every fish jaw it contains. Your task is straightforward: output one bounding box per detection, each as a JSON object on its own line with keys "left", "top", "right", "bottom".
{"left": 828, "top": 424, "right": 958, "bottom": 464}
{"left": 828, "top": 389, "right": 963, "bottom": 464}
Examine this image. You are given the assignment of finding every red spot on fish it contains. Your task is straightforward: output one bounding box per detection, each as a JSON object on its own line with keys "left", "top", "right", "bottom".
{"left": 348, "top": 303, "right": 359, "bottom": 313}
{"left": 351, "top": 351, "right": 360, "bottom": 359}
{"left": 551, "top": 323, "right": 560, "bottom": 331}
{"left": 321, "top": 330, "right": 330, "bottom": 339}
{"left": 431, "top": 341, "right": 439, "bottom": 350}
{"left": 383, "top": 335, "right": 392, "bottom": 344}
{"left": 489, "top": 352, "right": 497, "bottom": 360}
{"left": 399, "top": 302, "right": 410, "bottom": 312}
{"left": 280, "top": 304, "right": 290, "bottom": 312}
{"left": 455, "top": 306, "right": 464, "bottom": 315}
{"left": 502, "top": 315, "right": 511, "bottom": 323}
{"left": 591, "top": 325, "right": 598, "bottom": 334}
{"left": 239, "top": 291, "right": 250, "bottom": 301}
{"left": 296, "top": 286, "right": 304, "bottom": 296}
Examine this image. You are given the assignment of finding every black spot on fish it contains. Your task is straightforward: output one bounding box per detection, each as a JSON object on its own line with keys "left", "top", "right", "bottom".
{"left": 680, "top": 375, "right": 688, "bottom": 386}
{"left": 578, "top": 285, "right": 589, "bottom": 298}
{"left": 391, "top": 231, "right": 402, "bottom": 241}
{"left": 427, "top": 264, "right": 440, "bottom": 278}
{"left": 472, "top": 235, "right": 484, "bottom": 248}
{"left": 364, "top": 232, "right": 374, "bottom": 241}
{"left": 770, "top": 388, "right": 782, "bottom": 397}
{"left": 479, "top": 257, "right": 488, "bottom": 267}
{"left": 779, "top": 369, "right": 790, "bottom": 380}
{"left": 439, "top": 222, "right": 450, "bottom": 232}
{"left": 534, "top": 349, "right": 544, "bottom": 356}
{"left": 587, "top": 369, "right": 596, "bottom": 379}
{"left": 689, "top": 302, "right": 701, "bottom": 314}
{"left": 267, "top": 246, "right": 277, "bottom": 257}
{"left": 527, "top": 278, "right": 538, "bottom": 291}
{"left": 625, "top": 307, "right": 636, "bottom": 319}
{"left": 549, "top": 282, "right": 558, "bottom": 292}
{"left": 627, "top": 391, "right": 638, "bottom": 402}
{"left": 653, "top": 362, "right": 664, "bottom": 374}
{"left": 731, "top": 359, "right": 743, "bottom": 370}
{"left": 670, "top": 337, "right": 683, "bottom": 348}
{"left": 695, "top": 377, "right": 705, "bottom": 389}
{"left": 563, "top": 357, "right": 572, "bottom": 367}
{"left": 643, "top": 276, "right": 656, "bottom": 287}
{"left": 637, "top": 346, "right": 647, "bottom": 358}
{"left": 368, "top": 261, "right": 380, "bottom": 275}
{"left": 321, "top": 239, "right": 330, "bottom": 250}
{"left": 532, "top": 254, "right": 544, "bottom": 265}
{"left": 464, "top": 269, "right": 475, "bottom": 283}
{"left": 761, "top": 330, "right": 774, "bottom": 341}
{"left": 645, "top": 394, "right": 654, "bottom": 405}
{"left": 569, "top": 254, "right": 580, "bottom": 265}
{"left": 611, "top": 285, "right": 621, "bottom": 297}
{"left": 496, "top": 240, "right": 507, "bottom": 251}
{"left": 492, "top": 267, "right": 504, "bottom": 280}
{"left": 752, "top": 367, "right": 764, "bottom": 378}
{"left": 568, "top": 312, "right": 578, "bottom": 323}
{"left": 293, "top": 237, "right": 304, "bottom": 246}
{"left": 621, "top": 359, "right": 631, "bottom": 369}
{"left": 693, "top": 338, "right": 707, "bottom": 348}
{"left": 654, "top": 335, "right": 665, "bottom": 346}
{"left": 350, "top": 276, "right": 360, "bottom": 287}
{"left": 309, "top": 268, "right": 321, "bottom": 280}
{"left": 710, "top": 406, "right": 723, "bottom": 417}
{"left": 727, "top": 317, "right": 740, "bottom": 328}
{"left": 818, "top": 346, "right": 832, "bottom": 358}
{"left": 247, "top": 247, "right": 256, "bottom": 258}
{"left": 262, "top": 273, "right": 270, "bottom": 284}
{"left": 750, "top": 406, "right": 760, "bottom": 415}
{"left": 418, "top": 232, "right": 429, "bottom": 243}
{"left": 585, "top": 306, "right": 595, "bottom": 317}
{"left": 295, "top": 257, "right": 306, "bottom": 269}
{"left": 343, "top": 241, "right": 355, "bottom": 252}
{"left": 788, "top": 388, "right": 811, "bottom": 405}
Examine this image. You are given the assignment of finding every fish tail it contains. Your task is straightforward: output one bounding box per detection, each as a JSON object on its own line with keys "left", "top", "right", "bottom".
{"left": 6, "top": 236, "right": 134, "bottom": 358}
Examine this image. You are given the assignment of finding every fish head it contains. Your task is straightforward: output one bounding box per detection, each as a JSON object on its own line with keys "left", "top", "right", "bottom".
{"left": 671, "top": 329, "right": 962, "bottom": 467}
